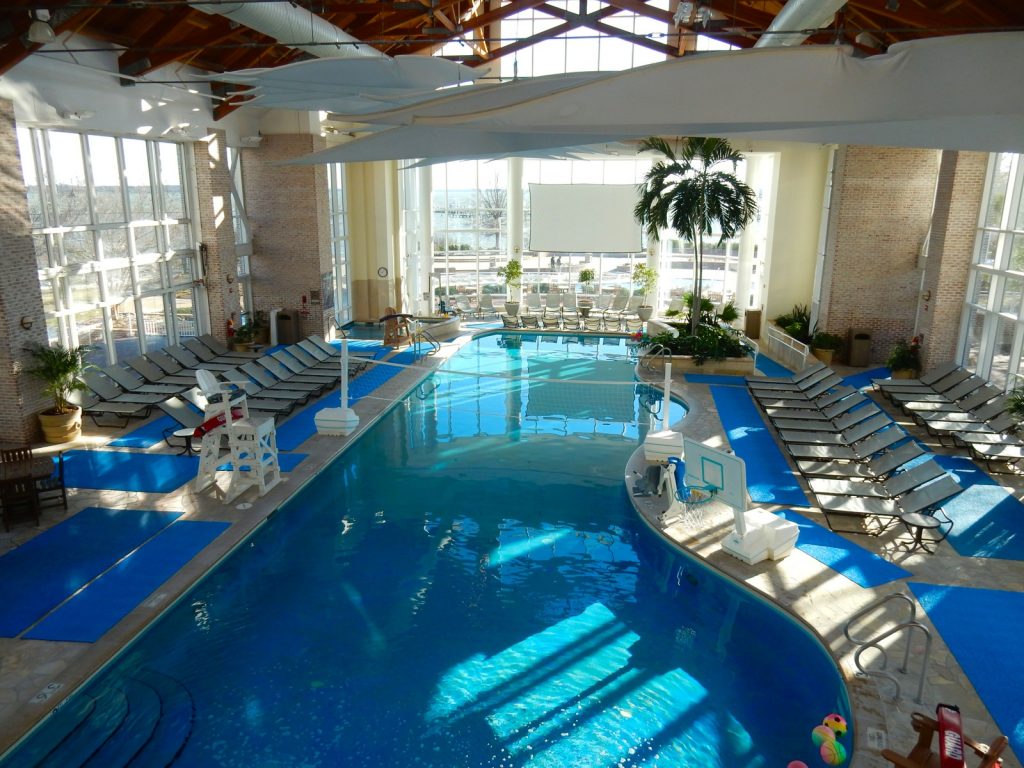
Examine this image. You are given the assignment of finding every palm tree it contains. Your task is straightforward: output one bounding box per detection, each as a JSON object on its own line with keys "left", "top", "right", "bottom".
{"left": 635, "top": 137, "right": 758, "bottom": 335}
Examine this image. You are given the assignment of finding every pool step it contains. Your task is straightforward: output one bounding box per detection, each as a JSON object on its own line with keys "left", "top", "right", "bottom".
{"left": 2, "top": 670, "right": 194, "bottom": 768}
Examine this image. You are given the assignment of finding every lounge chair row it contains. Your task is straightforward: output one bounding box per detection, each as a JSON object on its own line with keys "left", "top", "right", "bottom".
{"left": 873, "top": 364, "right": 1024, "bottom": 472}
{"left": 747, "top": 363, "right": 962, "bottom": 536}
{"left": 71, "top": 334, "right": 358, "bottom": 428}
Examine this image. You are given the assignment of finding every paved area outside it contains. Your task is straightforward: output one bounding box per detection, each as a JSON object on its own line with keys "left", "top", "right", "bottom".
{"left": 0, "top": 334, "right": 1018, "bottom": 767}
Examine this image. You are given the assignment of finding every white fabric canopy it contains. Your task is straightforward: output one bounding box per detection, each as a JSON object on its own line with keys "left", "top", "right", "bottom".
{"left": 286, "top": 32, "right": 1024, "bottom": 164}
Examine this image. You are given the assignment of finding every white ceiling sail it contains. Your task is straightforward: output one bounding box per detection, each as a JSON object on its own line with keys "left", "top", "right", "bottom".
{"left": 285, "top": 32, "right": 1024, "bottom": 163}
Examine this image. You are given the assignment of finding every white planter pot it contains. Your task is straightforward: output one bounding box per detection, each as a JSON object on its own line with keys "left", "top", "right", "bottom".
{"left": 637, "top": 305, "right": 654, "bottom": 321}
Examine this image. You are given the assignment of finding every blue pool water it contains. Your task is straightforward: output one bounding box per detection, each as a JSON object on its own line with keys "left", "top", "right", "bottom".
{"left": 4, "top": 333, "right": 851, "bottom": 767}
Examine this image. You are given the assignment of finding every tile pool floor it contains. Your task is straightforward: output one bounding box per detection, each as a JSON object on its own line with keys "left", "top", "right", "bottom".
{"left": 0, "top": 332, "right": 1019, "bottom": 768}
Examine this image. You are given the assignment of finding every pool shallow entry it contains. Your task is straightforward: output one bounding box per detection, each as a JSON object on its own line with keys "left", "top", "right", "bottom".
{"left": 2, "top": 333, "right": 851, "bottom": 767}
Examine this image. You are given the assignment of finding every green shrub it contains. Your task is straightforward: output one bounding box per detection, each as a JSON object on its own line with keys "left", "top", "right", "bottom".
{"left": 811, "top": 331, "right": 843, "bottom": 351}
{"left": 648, "top": 323, "right": 753, "bottom": 365}
{"left": 774, "top": 304, "right": 812, "bottom": 343}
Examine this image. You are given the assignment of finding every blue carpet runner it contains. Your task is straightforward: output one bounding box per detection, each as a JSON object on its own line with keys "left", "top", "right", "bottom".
{"left": 909, "top": 583, "right": 1024, "bottom": 758}
{"left": 709, "top": 386, "right": 811, "bottom": 507}
{"left": 62, "top": 450, "right": 199, "bottom": 493}
{"left": 25, "top": 520, "right": 230, "bottom": 643}
{"left": 777, "top": 510, "right": 911, "bottom": 587}
{"left": 842, "top": 367, "right": 890, "bottom": 391}
{"left": 933, "top": 455, "right": 1024, "bottom": 561}
{"left": 0, "top": 508, "right": 181, "bottom": 637}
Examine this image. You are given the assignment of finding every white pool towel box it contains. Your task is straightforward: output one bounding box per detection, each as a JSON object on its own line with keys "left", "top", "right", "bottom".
{"left": 722, "top": 509, "right": 799, "bottom": 564}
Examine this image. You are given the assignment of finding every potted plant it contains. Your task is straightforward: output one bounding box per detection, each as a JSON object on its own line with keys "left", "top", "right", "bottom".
{"left": 25, "top": 342, "right": 91, "bottom": 443}
{"left": 497, "top": 258, "right": 523, "bottom": 316}
{"left": 887, "top": 337, "right": 922, "bottom": 378}
{"left": 251, "top": 310, "right": 270, "bottom": 345}
{"left": 578, "top": 267, "right": 596, "bottom": 294}
{"left": 811, "top": 331, "right": 844, "bottom": 365}
{"left": 632, "top": 263, "right": 659, "bottom": 321}
{"left": 232, "top": 322, "right": 257, "bottom": 352}
{"left": 635, "top": 136, "right": 758, "bottom": 335}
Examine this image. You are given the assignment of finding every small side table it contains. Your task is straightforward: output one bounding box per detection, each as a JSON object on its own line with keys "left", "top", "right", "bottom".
{"left": 168, "top": 427, "right": 197, "bottom": 456}
{"left": 900, "top": 511, "right": 943, "bottom": 553}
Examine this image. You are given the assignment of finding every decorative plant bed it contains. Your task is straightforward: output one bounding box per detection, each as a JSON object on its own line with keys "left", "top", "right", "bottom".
{"left": 646, "top": 355, "right": 756, "bottom": 376}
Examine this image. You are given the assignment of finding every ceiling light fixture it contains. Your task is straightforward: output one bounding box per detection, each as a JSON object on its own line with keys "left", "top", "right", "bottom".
{"left": 27, "top": 10, "right": 55, "bottom": 44}
{"left": 885, "top": 0, "right": 899, "bottom": 11}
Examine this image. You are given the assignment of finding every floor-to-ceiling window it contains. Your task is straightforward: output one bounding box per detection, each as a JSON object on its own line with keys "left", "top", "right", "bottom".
{"left": 328, "top": 163, "right": 352, "bottom": 324}
{"left": 228, "top": 146, "right": 254, "bottom": 323}
{"left": 961, "top": 152, "right": 1024, "bottom": 389}
{"left": 18, "top": 127, "right": 199, "bottom": 365}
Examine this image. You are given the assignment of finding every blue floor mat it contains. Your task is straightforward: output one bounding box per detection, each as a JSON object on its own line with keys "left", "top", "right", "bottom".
{"left": 710, "top": 386, "right": 811, "bottom": 507}
{"left": 0, "top": 507, "right": 182, "bottom": 637}
{"left": 933, "top": 455, "right": 1024, "bottom": 561}
{"left": 842, "top": 367, "right": 890, "bottom": 391}
{"left": 62, "top": 450, "right": 199, "bottom": 493}
{"left": 908, "top": 583, "right": 1024, "bottom": 758}
{"left": 108, "top": 415, "right": 177, "bottom": 449}
{"left": 25, "top": 520, "right": 230, "bottom": 643}
{"left": 777, "top": 510, "right": 911, "bottom": 587}
{"left": 752, "top": 353, "right": 793, "bottom": 378}
{"left": 276, "top": 350, "right": 417, "bottom": 452}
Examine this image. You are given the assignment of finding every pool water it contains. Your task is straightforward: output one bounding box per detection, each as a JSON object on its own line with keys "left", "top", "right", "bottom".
{"left": 4, "top": 333, "right": 851, "bottom": 767}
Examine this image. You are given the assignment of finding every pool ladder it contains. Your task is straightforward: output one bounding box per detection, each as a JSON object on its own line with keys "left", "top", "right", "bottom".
{"left": 843, "top": 592, "right": 932, "bottom": 703}
{"left": 412, "top": 327, "right": 440, "bottom": 358}
{"left": 639, "top": 343, "right": 671, "bottom": 372}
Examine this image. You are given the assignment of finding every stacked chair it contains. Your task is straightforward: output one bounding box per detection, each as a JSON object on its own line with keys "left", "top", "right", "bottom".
{"left": 874, "top": 364, "right": 1024, "bottom": 472}
{"left": 748, "top": 363, "right": 963, "bottom": 538}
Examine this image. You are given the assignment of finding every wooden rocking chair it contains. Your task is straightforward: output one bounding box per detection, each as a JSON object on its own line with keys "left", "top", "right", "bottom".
{"left": 881, "top": 711, "right": 1007, "bottom": 768}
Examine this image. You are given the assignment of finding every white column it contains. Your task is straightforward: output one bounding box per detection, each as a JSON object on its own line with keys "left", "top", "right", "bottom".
{"left": 416, "top": 165, "right": 433, "bottom": 315}
{"left": 508, "top": 157, "right": 524, "bottom": 302}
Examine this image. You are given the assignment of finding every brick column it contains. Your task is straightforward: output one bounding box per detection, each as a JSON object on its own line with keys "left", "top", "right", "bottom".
{"left": 916, "top": 150, "right": 987, "bottom": 370}
{"left": 819, "top": 145, "right": 939, "bottom": 363}
{"left": 193, "top": 129, "right": 239, "bottom": 343}
{"left": 0, "top": 99, "right": 51, "bottom": 442}
{"left": 241, "top": 134, "right": 332, "bottom": 339}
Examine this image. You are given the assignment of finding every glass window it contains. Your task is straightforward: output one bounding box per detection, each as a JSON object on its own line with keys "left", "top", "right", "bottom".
{"left": 49, "top": 132, "right": 90, "bottom": 226}
{"left": 123, "top": 139, "right": 155, "bottom": 220}
{"left": 1001, "top": 276, "right": 1023, "bottom": 316}
{"left": 970, "top": 271, "right": 992, "bottom": 307}
{"left": 87, "top": 135, "right": 125, "bottom": 225}
{"left": 984, "top": 153, "right": 1012, "bottom": 227}
{"left": 976, "top": 230, "right": 999, "bottom": 267}
{"left": 22, "top": 127, "right": 198, "bottom": 362}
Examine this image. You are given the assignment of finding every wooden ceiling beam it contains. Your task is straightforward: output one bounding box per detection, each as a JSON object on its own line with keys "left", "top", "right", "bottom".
{"left": 600, "top": 0, "right": 674, "bottom": 25}
{"left": 590, "top": 18, "right": 677, "bottom": 57}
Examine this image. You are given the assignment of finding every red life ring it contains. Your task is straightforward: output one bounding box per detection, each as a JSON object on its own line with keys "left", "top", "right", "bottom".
{"left": 193, "top": 407, "right": 245, "bottom": 438}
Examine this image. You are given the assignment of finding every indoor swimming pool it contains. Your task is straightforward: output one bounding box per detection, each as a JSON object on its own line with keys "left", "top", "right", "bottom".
{"left": 2, "top": 332, "right": 852, "bottom": 767}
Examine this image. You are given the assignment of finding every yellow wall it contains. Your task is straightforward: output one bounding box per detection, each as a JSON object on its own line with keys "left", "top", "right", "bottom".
{"left": 346, "top": 160, "right": 401, "bottom": 322}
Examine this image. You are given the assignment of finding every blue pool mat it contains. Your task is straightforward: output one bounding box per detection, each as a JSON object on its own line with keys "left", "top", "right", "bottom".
{"left": 108, "top": 414, "right": 178, "bottom": 449}
{"left": 933, "top": 455, "right": 1024, "bottom": 561}
{"left": 751, "top": 353, "right": 793, "bottom": 378}
{"left": 217, "top": 453, "right": 307, "bottom": 473}
{"left": 908, "top": 583, "right": 1024, "bottom": 758}
{"left": 683, "top": 373, "right": 746, "bottom": 386}
{"left": 276, "top": 350, "right": 417, "bottom": 452}
{"left": 777, "top": 510, "right": 911, "bottom": 587}
{"left": 842, "top": 367, "right": 890, "bottom": 391}
{"left": 25, "top": 520, "right": 230, "bottom": 643}
{"left": 62, "top": 450, "right": 200, "bottom": 493}
{"left": 0, "top": 507, "right": 182, "bottom": 637}
{"left": 709, "top": 385, "right": 811, "bottom": 507}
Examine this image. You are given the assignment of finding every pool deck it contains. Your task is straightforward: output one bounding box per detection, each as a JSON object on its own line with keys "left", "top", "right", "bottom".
{"left": 0, "top": 331, "right": 1019, "bottom": 768}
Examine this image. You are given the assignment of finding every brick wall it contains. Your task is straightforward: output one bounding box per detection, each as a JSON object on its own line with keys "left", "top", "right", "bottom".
{"left": 0, "top": 99, "right": 52, "bottom": 442}
{"left": 192, "top": 129, "right": 239, "bottom": 342}
{"left": 821, "top": 145, "right": 940, "bottom": 364}
{"left": 241, "top": 134, "right": 332, "bottom": 339}
{"left": 917, "top": 150, "right": 987, "bottom": 370}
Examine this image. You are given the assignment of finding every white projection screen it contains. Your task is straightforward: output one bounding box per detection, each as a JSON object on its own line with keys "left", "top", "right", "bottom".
{"left": 528, "top": 184, "right": 643, "bottom": 253}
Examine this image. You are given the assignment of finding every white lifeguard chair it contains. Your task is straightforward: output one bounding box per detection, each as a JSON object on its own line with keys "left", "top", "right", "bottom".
{"left": 194, "top": 370, "right": 281, "bottom": 502}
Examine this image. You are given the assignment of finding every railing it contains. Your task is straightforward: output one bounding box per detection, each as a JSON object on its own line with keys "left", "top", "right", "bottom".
{"left": 639, "top": 343, "right": 672, "bottom": 373}
{"left": 843, "top": 592, "right": 932, "bottom": 703}
{"left": 412, "top": 326, "right": 441, "bottom": 358}
{"left": 763, "top": 324, "right": 812, "bottom": 372}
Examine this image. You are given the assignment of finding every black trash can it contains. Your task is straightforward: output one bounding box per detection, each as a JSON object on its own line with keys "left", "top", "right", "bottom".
{"left": 277, "top": 310, "right": 299, "bottom": 345}
{"left": 848, "top": 328, "right": 872, "bottom": 367}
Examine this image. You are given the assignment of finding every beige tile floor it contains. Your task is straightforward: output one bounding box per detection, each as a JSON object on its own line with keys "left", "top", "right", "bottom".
{"left": 0, "top": 337, "right": 1019, "bottom": 768}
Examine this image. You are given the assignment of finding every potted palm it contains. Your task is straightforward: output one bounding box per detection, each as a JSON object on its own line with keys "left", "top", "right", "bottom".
{"left": 578, "top": 267, "right": 596, "bottom": 294}
{"left": 632, "top": 264, "right": 659, "bottom": 321}
{"left": 497, "top": 258, "right": 523, "bottom": 316}
{"left": 25, "top": 342, "right": 91, "bottom": 443}
{"left": 635, "top": 136, "right": 758, "bottom": 336}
